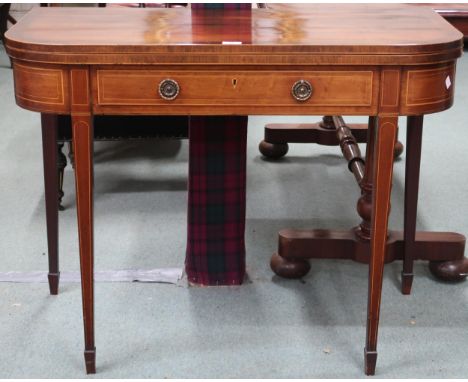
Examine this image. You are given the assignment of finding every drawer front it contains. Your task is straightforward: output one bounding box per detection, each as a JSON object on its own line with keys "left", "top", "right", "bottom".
{"left": 95, "top": 70, "right": 375, "bottom": 110}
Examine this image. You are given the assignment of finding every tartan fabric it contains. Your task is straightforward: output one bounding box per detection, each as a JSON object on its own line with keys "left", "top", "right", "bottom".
{"left": 185, "top": 3, "right": 251, "bottom": 286}
{"left": 186, "top": 117, "right": 248, "bottom": 285}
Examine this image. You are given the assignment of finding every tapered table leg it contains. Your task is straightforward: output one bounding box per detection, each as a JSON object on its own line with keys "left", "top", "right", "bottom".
{"left": 41, "top": 113, "right": 60, "bottom": 295}
{"left": 72, "top": 115, "right": 96, "bottom": 374}
{"left": 365, "top": 116, "right": 398, "bottom": 375}
{"left": 402, "top": 116, "right": 424, "bottom": 294}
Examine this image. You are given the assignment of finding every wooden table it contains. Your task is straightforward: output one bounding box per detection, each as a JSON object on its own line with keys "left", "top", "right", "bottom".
{"left": 257, "top": 3, "right": 467, "bottom": 287}
{"left": 5, "top": 5, "right": 463, "bottom": 375}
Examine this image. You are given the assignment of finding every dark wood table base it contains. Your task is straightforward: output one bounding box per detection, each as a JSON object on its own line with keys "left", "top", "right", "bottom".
{"left": 259, "top": 120, "right": 404, "bottom": 160}
{"left": 263, "top": 116, "right": 467, "bottom": 294}
{"left": 271, "top": 230, "right": 466, "bottom": 279}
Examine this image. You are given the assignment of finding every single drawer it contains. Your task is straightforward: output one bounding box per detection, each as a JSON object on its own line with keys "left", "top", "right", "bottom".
{"left": 95, "top": 69, "right": 376, "bottom": 110}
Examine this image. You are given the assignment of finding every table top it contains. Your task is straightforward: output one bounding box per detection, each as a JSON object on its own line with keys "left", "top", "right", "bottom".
{"left": 5, "top": 5, "right": 463, "bottom": 66}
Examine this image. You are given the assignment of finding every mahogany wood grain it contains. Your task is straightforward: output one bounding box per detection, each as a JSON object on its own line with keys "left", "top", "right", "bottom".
{"left": 333, "top": 116, "right": 365, "bottom": 183}
{"left": 5, "top": 7, "right": 463, "bottom": 117}
{"left": 402, "top": 116, "right": 424, "bottom": 294}
{"left": 5, "top": 4, "right": 464, "bottom": 376}
{"left": 4, "top": 6, "right": 463, "bottom": 66}
{"left": 93, "top": 68, "right": 377, "bottom": 115}
{"left": 259, "top": 121, "right": 372, "bottom": 160}
{"left": 275, "top": 230, "right": 465, "bottom": 263}
{"left": 70, "top": 68, "right": 96, "bottom": 374}
{"left": 263, "top": 122, "right": 369, "bottom": 144}
{"left": 400, "top": 63, "right": 455, "bottom": 115}
{"left": 41, "top": 114, "right": 60, "bottom": 295}
{"left": 365, "top": 115, "right": 398, "bottom": 375}
{"left": 12, "top": 63, "right": 69, "bottom": 114}
{"left": 368, "top": 69, "right": 399, "bottom": 375}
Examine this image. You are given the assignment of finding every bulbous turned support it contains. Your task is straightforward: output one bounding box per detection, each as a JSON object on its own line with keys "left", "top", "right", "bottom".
{"left": 356, "top": 190, "right": 372, "bottom": 240}
{"left": 270, "top": 253, "right": 311, "bottom": 279}
{"left": 68, "top": 141, "right": 75, "bottom": 169}
{"left": 429, "top": 258, "right": 468, "bottom": 282}
{"left": 319, "top": 115, "right": 335, "bottom": 130}
{"left": 259, "top": 140, "right": 289, "bottom": 159}
{"left": 355, "top": 116, "right": 376, "bottom": 242}
{"left": 57, "top": 143, "right": 67, "bottom": 211}
{"left": 394, "top": 140, "right": 404, "bottom": 159}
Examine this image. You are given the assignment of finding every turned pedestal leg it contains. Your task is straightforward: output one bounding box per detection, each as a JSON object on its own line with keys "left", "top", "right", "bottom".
{"left": 41, "top": 114, "right": 60, "bottom": 295}
{"left": 68, "top": 141, "right": 75, "bottom": 169}
{"left": 365, "top": 116, "right": 398, "bottom": 375}
{"left": 356, "top": 116, "right": 376, "bottom": 241}
{"left": 71, "top": 68, "right": 96, "bottom": 374}
{"left": 57, "top": 143, "right": 67, "bottom": 211}
{"left": 394, "top": 132, "right": 404, "bottom": 159}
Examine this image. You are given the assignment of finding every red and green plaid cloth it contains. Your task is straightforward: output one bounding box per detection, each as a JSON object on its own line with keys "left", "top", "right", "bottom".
{"left": 186, "top": 3, "right": 250, "bottom": 285}
{"left": 186, "top": 117, "right": 247, "bottom": 285}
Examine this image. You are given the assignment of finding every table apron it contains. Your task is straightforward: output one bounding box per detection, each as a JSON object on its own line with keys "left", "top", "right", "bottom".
{"left": 11, "top": 61, "right": 456, "bottom": 116}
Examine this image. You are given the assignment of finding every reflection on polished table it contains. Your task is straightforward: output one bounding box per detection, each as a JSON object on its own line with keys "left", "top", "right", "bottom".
{"left": 5, "top": 4, "right": 464, "bottom": 375}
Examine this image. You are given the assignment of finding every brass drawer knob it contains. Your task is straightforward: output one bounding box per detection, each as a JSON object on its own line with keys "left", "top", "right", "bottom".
{"left": 159, "top": 79, "right": 180, "bottom": 100}
{"left": 291, "top": 80, "right": 313, "bottom": 101}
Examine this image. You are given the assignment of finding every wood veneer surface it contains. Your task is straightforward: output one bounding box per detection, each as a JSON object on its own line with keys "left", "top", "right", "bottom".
{"left": 5, "top": 5, "right": 463, "bottom": 65}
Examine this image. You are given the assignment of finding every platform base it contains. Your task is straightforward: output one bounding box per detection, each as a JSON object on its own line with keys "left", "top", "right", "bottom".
{"left": 262, "top": 123, "right": 404, "bottom": 159}
{"left": 272, "top": 229, "right": 466, "bottom": 285}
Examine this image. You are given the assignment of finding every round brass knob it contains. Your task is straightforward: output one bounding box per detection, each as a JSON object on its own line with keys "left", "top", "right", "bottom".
{"left": 159, "top": 79, "right": 180, "bottom": 100}
{"left": 291, "top": 80, "right": 313, "bottom": 102}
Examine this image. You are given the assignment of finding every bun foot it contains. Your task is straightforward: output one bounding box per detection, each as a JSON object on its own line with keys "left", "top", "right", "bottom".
{"left": 394, "top": 140, "right": 404, "bottom": 159}
{"left": 84, "top": 348, "right": 96, "bottom": 374}
{"left": 364, "top": 348, "right": 378, "bottom": 376}
{"left": 259, "top": 140, "right": 289, "bottom": 159}
{"left": 429, "top": 258, "right": 468, "bottom": 282}
{"left": 401, "top": 272, "right": 413, "bottom": 295}
{"left": 48, "top": 272, "right": 60, "bottom": 295}
{"left": 270, "top": 253, "right": 311, "bottom": 279}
